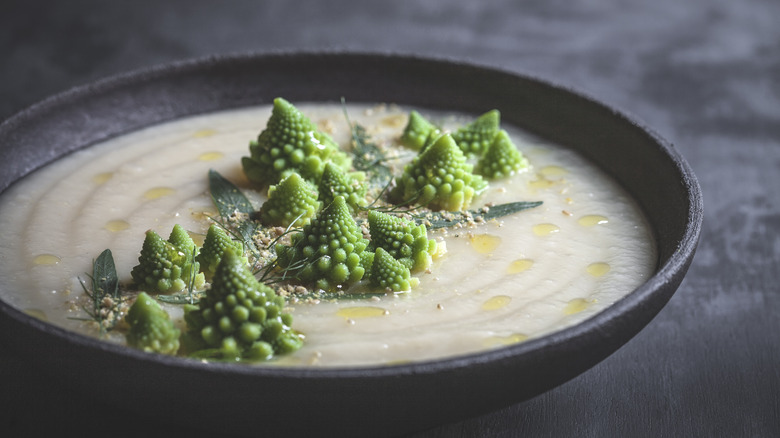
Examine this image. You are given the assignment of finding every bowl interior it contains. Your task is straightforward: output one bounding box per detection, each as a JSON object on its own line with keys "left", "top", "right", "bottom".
{"left": 0, "top": 53, "right": 702, "bottom": 437}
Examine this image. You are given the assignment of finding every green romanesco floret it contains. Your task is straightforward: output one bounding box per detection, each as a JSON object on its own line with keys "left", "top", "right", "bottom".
{"left": 125, "top": 292, "right": 181, "bottom": 355}
{"left": 241, "top": 97, "right": 351, "bottom": 186}
{"left": 390, "top": 133, "right": 488, "bottom": 211}
{"left": 318, "top": 161, "right": 367, "bottom": 213}
{"left": 475, "top": 129, "right": 530, "bottom": 179}
{"left": 197, "top": 223, "right": 246, "bottom": 280}
{"left": 182, "top": 249, "right": 302, "bottom": 361}
{"left": 130, "top": 224, "right": 205, "bottom": 294}
{"left": 275, "top": 196, "right": 369, "bottom": 291}
{"left": 451, "top": 109, "right": 501, "bottom": 156}
{"left": 370, "top": 247, "right": 419, "bottom": 292}
{"left": 400, "top": 110, "right": 440, "bottom": 150}
{"left": 367, "top": 210, "right": 437, "bottom": 272}
{"left": 260, "top": 172, "right": 321, "bottom": 227}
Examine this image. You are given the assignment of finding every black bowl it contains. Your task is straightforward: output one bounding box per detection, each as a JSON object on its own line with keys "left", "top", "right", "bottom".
{"left": 0, "top": 53, "right": 702, "bottom": 437}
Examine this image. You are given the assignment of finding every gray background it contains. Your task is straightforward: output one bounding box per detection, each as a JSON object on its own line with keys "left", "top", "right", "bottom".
{"left": 1, "top": 0, "right": 779, "bottom": 436}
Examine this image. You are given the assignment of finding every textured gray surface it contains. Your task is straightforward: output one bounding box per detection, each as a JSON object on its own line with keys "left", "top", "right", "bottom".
{"left": 1, "top": 0, "right": 779, "bottom": 436}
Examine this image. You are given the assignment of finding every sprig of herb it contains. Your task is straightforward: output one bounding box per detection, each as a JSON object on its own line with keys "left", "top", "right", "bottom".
{"left": 342, "top": 98, "right": 394, "bottom": 188}
{"left": 72, "top": 249, "right": 122, "bottom": 333}
{"left": 412, "top": 201, "right": 543, "bottom": 229}
{"left": 208, "top": 169, "right": 254, "bottom": 217}
{"left": 207, "top": 169, "right": 263, "bottom": 261}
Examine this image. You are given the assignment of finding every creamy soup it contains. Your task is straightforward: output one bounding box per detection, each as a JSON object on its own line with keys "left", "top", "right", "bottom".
{"left": 0, "top": 103, "right": 656, "bottom": 367}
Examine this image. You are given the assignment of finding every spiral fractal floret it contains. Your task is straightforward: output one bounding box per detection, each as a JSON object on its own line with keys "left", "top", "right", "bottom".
{"left": 450, "top": 109, "right": 501, "bottom": 156}
{"left": 275, "top": 196, "right": 369, "bottom": 291}
{"left": 475, "top": 129, "right": 530, "bottom": 179}
{"left": 197, "top": 223, "right": 246, "bottom": 281}
{"left": 400, "top": 110, "right": 440, "bottom": 150}
{"left": 370, "top": 247, "right": 419, "bottom": 292}
{"left": 260, "top": 172, "right": 321, "bottom": 228}
{"left": 367, "top": 210, "right": 437, "bottom": 272}
{"left": 125, "top": 292, "right": 180, "bottom": 355}
{"left": 241, "top": 97, "right": 351, "bottom": 186}
{"left": 130, "top": 224, "right": 205, "bottom": 294}
{"left": 318, "top": 161, "right": 367, "bottom": 213}
{"left": 390, "top": 133, "right": 487, "bottom": 211}
{"left": 182, "top": 249, "right": 302, "bottom": 361}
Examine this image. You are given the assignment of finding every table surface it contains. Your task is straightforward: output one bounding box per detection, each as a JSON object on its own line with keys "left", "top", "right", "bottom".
{"left": 1, "top": 1, "right": 778, "bottom": 436}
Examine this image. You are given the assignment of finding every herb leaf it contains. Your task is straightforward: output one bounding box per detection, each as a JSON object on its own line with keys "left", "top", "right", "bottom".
{"left": 415, "top": 201, "right": 543, "bottom": 229}
{"left": 342, "top": 99, "right": 393, "bottom": 187}
{"left": 73, "top": 249, "right": 122, "bottom": 334}
{"left": 208, "top": 169, "right": 254, "bottom": 218}
{"left": 93, "top": 249, "right": 119, "bottom": 299}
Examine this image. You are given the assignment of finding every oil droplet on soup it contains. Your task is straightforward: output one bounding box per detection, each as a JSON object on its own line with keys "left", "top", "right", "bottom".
{"left": 539, "top": 165, "right": 567, "bottom": 178}
{"left": 192, "top": 129, "right": 217, "bottom": 138}
{"left": 532, "top": 223, "right": 560, "bottom": 236}
{"left": 105, "top": 220, "right": 130, "bottom": 232}
{"left": 507, "top": 259, "right": 534, "bottom": 274}
{"left": 33, "top": 254, "right": 61, "bottom": 265}
{"left": 144, "top": 187, "right": 176, "bottom": 200}
{"left": 92, "top": 172, "right": 113, "bottom": 185}
{"left": 483, "top": 333, "right": 528, "bottom": 347}
{"left": 586, "top": 262, "right": 611, "bottom": 277}
{"left": 564, "top": 298, "right": 591, "bottom": 315}
{"left": 482, "top": 295, "right": 512, "bottom": 311}
{"left": 381, "top": 114, "right": 406, "bottom": 127}
{"left": 23, "top": 308, "right": 48, "bottom": 321}
{"left": 192, "top": 208, "right": 218, "bottom": 221}
{"left": 198, "top": 151, "right": 224, "bottom": 161}
{"left": 470, "top": 234, "right": 501, "bottom": 254}
{"left": 337, "top": 306, "right": 389, "bottom": 319}
{"left": 578, "top": 215, "right": 609, "bottom": 227}
{"left": 528, "top": 178, "right": 557, "bottom": 190}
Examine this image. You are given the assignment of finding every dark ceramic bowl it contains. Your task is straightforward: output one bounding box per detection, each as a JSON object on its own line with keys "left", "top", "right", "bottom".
{"left": 0, "top": 53, "right": 702, "bottom": 437}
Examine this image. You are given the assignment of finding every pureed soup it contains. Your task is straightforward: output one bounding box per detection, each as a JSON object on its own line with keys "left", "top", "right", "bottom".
{"left": 0, "top": 101, "right": 656, "bottom": 367}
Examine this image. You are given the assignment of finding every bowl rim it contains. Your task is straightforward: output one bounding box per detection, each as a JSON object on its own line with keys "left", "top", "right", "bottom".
{"left": 0, "top": 50, "right": 703, "bottom": 380}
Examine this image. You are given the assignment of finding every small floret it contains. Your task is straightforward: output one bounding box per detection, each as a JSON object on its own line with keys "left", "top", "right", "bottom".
{"left": 130, "top": 225, "right": 205, "bottom": 294}
{"left": 260, "top": 172, "right": 321, "bottom": 227}
{"left": 359, "top": 250, "right": 375, "bottom": 280}
{"left": 125, "top": 292, "right": 181, "bottom": 355}
{"left": 367, "top": 210, "right": 437, "bottom": 272}
{"left": 390, "top": 133, "right": 488, "bottom": 211}
{"left": 275, "top": 196, "right": 369, "bottom": 291}
{"left": 318, "top": 162, "right": 367, "bottom": 213}
{"left": 370, "top": 248, "right": 419, "bottom": 292}
{"left": 475, "top": 129, "right": 530, "bottom": 179}
{"left": 241, "top": 97, "right": 351, "bottom": 186}
{"left": 451, "top": 110, "right": 500, "bottom": 156}
{"left": 182, "top": 249, "right": 302, "bottom": 361}
{"left": 197, "top": 224, "right": 246, "bottom": 280}
{"left": 400, "top": 110, "right": 440, "bottom": 150}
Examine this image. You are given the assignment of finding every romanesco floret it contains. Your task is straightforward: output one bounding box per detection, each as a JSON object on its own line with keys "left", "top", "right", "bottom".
{"left": 370, "top": 247, "right": 419, "bottom": 292}
{"left": 275, "top": 196, "right": 369, "bottom": 291}
{"left": 130, "top": 224, "right": 205, "bottom": 294}
{"left": 241, "top": 97, "right": 351, "bottom": 186}
{"left": 367, "top": 210, "right": 437, "bottom": 272}
{"left": 125, "top": 292, "right": 181, "bottom": 354}
{"left": 318, "top": 161, "right": 367, "bottom": 213}
{"left": 400, "top": 110, "right": 440, "bottom": 150}
{"left": 451, "top": 109, "right": 500, "bottom": 156}
{"left": 182, "top": 249, "right": 302, "bottom": 361}
{"left": 197, "top": 223, "right": 246, "bottom": 280}
{"left": 260, "top": 172, "right": 321, "bottom": 227}
{"left": 390, "top": 133, "right": 487, "bottom": 211}
{"left": 475, "top": 129, "right": 530, "bottom": 179}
